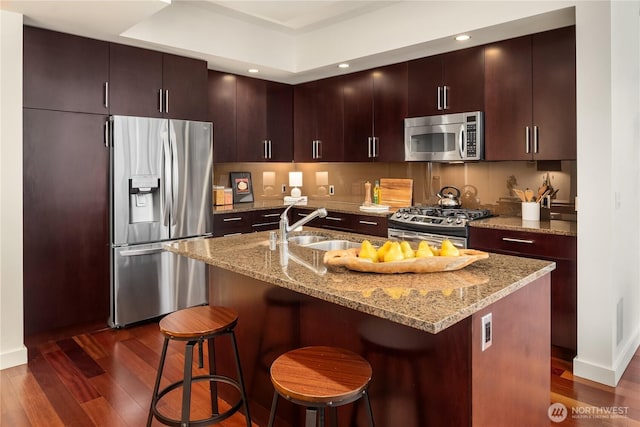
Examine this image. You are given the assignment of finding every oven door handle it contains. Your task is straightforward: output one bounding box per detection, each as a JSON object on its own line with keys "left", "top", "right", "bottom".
{"left": 459, "top": 124, "right": 465, "bottom": 158}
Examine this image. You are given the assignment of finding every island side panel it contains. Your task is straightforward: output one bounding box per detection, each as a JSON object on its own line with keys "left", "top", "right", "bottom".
{"left": 208, "top": 266, "right": 473, "bottom": 427}
{"left": 471, "top": 274, "right": 551, "bottom": 426}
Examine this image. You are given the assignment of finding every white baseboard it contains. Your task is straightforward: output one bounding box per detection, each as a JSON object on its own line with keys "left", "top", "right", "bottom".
{"left": 573, "top": 328, "right": 640, "bottom": 387}
{"left": 0, "top": 345, "right": 28, "bottom": 370}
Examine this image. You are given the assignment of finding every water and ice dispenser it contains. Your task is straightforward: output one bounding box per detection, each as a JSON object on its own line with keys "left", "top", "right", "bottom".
{"left": 129, "top": 175, "right": 160, "bottom": 223}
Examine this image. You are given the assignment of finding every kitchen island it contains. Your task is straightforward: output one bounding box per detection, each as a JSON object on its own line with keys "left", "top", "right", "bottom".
{"left": 166, "top": 229, "right": 555, "bottom": 426}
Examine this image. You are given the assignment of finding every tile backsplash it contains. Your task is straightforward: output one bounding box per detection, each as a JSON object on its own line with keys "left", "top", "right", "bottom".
{"left": 214, "top": 161, "right": 576, "bottom": 214}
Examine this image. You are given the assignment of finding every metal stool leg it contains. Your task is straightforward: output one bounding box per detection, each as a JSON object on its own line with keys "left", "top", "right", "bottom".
{"left": 182, "top": 340, "right": 196, "bottom": 424}
{"left": 267, "top": 392, "right": 279, "bottom": 427}
{"left": 230, "top": 330, "right": 252, "bottom": 427}
{"left": 363, "top": 389, "right": 375, "bottom": 427}
{"left": 147, "top": 337, "right": 169, "bottom": 427}
{"left": 207, "top": 337, "right": 219, "bottom": 416}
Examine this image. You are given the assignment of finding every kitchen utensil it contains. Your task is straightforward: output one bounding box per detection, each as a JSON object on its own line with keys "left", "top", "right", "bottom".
{"left": 513, "top": 189, "right": 527, "bottom": 202}
{"left": 437, "top": 186, "right": 462, "bottom": 208}
{"left": 524, "top": 188, "right": 534, "bottom": 202}
{"left": 536, "top": 184, "right": 548, "bottom": 202}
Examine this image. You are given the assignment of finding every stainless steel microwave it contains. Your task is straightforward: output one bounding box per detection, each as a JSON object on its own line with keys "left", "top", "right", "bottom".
{"left": 404, "top": 111, "right": 483, "bottom": 162}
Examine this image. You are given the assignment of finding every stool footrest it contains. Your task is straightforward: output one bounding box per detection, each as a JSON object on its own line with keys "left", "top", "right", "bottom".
{"left": 151, "top": 375, "right": 244, "bottom": 427}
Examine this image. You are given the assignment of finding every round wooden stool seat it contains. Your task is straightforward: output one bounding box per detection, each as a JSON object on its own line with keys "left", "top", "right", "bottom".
{"left": 159, "top": 305, "right": 238, "bottom": 340}
{"left": 268, "top": 346, "right": 375, "bottom": 426}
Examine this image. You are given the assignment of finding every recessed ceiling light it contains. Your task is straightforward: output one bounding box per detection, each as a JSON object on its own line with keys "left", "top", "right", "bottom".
{"left": 455, "top": 34, "right": 470, "bottom": 41}
{"left": 338, "top": 63, "right": 350, "bottom": 69}
{"left": 248, "top": 68, "right": 259, "bottom": 73}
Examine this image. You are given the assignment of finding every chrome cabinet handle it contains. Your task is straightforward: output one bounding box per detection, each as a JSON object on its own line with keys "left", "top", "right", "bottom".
{"left": 261, "top": 213, "right": 281, "bottom": 218}
{"left": 525, "top": 126, "right": 531, "bottom": 154}
{"left": 368, "top": 137, "right": 372, "bottom": 158}
{"left": 104, "top": 82, "right": 109, "bottom": 108}
{"left": 359, "top": 220, "right": 378, "bottom": 225}
{"left": 533, "top": 126, "right": 539, "bottom": 153}
{"left": 443, "top": 85, "right": 449, "bottom": 109}
{"left": 164, "top": 90, "right": 169, "bottom": 114}
{"left": 268, "top": 140, "right": 272, "bottom": 159}
{"left": 315, "top": 140, "right": 322, "bottom": 159}
{"left": 263, "top": 140, "right": 269, "bottom": 159}
{"left": 222, "top": 217, "right": 243, "bottom": 222}
{"left": 159, "top": 89, "right": 163, "bottom": 112}
{"left": 373, "top": 137, "right": 379, "bottom": 158}
{"left": 437, "top": 86, "right": 443, "bottom": 110}
{"left": 325, "top": 216, "right": 343, "bottom": 221}
{"left": 502, "top": 237, "right": 535, "bottom": 244}
{"left": 104, "top": 120, "right": 109, "bottom": 147}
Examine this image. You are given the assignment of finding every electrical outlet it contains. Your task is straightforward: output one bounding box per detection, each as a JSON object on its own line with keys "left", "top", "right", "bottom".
{"left": 481, "top": 313, "right": 492, "bottom": 351}
{"left": 281, "top": 184, "right": 286, "bottom": 194}
{"left": 329, "top": 185, "right": 335, "bottom": 196}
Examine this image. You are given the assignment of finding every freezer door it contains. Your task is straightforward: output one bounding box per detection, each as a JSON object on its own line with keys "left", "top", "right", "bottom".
{"left": 111, "top": 116, "right": 170, "bottom": 245}
{"left": 169, "top": 120, "right": 213, "bottom": 239}
{"left": 110, "top": 243, "right": 207, "bottom": 327}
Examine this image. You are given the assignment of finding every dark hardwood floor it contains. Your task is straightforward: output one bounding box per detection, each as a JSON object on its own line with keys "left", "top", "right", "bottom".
{"left": 2, "top": 320, "right": 639, "bottom": 426}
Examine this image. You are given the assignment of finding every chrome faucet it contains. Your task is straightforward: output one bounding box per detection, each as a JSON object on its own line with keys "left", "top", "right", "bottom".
{"left": 279, "top": 204, "right": 328, "bottom": 243}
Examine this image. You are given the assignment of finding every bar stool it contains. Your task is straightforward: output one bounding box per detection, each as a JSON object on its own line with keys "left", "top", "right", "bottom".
{"left": 147, "top": 305, "right": 252, "bottom": 427}
{"left": 267, "top": 346, "right": 374, "bottom": 427}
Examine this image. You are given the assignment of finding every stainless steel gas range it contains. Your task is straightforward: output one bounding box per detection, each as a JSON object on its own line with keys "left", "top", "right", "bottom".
{"left": 388, "top": 206, "right": 492, "bottom": 249}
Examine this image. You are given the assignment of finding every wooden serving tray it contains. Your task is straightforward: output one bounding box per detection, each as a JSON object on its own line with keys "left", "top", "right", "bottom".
{"left": 323, "top": 248, "right": 489, "bottom": 274}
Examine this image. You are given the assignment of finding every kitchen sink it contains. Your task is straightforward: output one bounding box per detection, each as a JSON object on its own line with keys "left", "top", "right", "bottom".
{"left": 301, "top": 240, "right": 361, "bottom": 251}
{"left": 287, "top": 235, "right": 326, "bottom": 245}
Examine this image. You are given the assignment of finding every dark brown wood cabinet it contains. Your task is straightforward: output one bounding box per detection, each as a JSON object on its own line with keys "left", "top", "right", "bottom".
{"left": 109, "top": 44, "right": 207, "bottom": 121}
{"left": 468, "top": 226, "right": 577, "bottom": 358}
{"left": 208, "top": 70, "right": 237, "bottom": 163}
{"left": 23, "top": 109, "right": 110, "bottom": 337}
{"left": 23, "top": 26, "right": 109, "bottom": 114}
{"left": 343, "top": 63, "right": 408, "bottom": 162}
{"left": 213, "top": 208, "right": 286, "bottom": 237}
{"left": 251, "top": 208, "right": 286, "bottom": 232}
{"left": 408, "top": 46, "right": 484, "bottom": 117}
{"left": 236, "top": 76, "right": 293, "bottom": 162}
{"left": 293, "top": 76, "right": 344, "bottom": 162}
{"left": 292, "top": 208, "right": 388, "bottom": 237}
{"left": 484, "top": 26, "right": 576, "bottom": 161}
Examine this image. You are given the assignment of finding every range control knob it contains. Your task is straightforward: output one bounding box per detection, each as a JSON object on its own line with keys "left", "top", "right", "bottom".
{"left": 403, "top": 213, "right": 410, "bottom": 219}
{"left": 455, "top": 218, "right": 463, "bottom": 224}
{"left": 446, "top": 217, "right": 453, "bottom": 223}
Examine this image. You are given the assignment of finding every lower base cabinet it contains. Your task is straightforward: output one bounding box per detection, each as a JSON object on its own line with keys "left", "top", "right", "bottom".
{"left": 469, "top": 226, "right": 577, "bottom": 358}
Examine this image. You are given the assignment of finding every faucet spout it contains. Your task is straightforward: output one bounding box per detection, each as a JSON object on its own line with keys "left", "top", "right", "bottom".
{"left": 279, "top": 204, "right": 328, "bottom": 243}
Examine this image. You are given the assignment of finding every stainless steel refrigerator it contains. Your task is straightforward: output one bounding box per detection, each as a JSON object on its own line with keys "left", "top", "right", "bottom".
{"left": 108, "top": 116, "right": 213, "bottom": 327}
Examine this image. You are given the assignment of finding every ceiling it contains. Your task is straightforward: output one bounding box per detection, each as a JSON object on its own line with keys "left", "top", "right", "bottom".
{"left": 1, "top": 0, "right": 576, "bottom": 84}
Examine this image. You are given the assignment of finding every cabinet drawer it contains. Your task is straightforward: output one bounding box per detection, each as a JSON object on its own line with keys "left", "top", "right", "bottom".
{"left": 213, "top": 212, "right": 252, "bottom": 236}
{"left": 469, "top": 227, "right": 576, "bottom": 260}
{"left": 351, "top": 215, "right": 388, "bottom": 237}
{"left": 252, "top": 208, "right": 285, "bottom": 232}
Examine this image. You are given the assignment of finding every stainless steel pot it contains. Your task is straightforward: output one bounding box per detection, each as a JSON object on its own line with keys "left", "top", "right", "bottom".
{"left": 437, "top": 186, "right": 462, "bottom": 208}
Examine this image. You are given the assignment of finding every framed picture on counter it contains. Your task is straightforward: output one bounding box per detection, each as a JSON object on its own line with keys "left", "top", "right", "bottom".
{"left": 230, "top": 172, "right": 254, "bottom": 203}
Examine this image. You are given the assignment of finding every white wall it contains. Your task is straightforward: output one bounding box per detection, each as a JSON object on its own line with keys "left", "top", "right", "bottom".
{"left": 573, "top": 0, "right": 640, "bottom": 386}
{"left": 0, "top": 9, "right": 27, "bottom": 369}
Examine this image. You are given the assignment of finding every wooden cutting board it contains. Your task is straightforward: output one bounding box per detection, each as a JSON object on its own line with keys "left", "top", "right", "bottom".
{"left": 380, "top": 178, "right": 413, "bottom": 207}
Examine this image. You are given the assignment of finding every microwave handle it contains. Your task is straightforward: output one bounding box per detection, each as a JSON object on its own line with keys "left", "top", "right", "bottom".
{"left": 459, "top": 124, "right": 465, "bottom": 158}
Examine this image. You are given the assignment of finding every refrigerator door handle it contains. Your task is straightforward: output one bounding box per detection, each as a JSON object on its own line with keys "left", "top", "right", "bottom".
{"left": 119, "top": 247, "right": 165, "bottom": 256}
{"left": 162, "top": 130, "right": 172, "bottom": 227}
{"left": 169, "top": 123, "right": 179, "bottom": 226}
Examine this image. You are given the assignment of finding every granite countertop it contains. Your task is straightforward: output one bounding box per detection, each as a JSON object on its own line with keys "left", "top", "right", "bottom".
{"left": 165, "top": 229, "right": 555, "bottom": 334}
{"left": 470, "top": 215, "right": 577, "bottom": 237}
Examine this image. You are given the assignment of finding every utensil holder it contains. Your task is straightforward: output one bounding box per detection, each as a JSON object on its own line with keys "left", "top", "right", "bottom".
{"left": 521, "top": 202, "right": 540, "bottom": 221}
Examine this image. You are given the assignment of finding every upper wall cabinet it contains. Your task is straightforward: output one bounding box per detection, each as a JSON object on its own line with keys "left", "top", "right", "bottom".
{"left": 408, "top": 46, "right": 484, "bottom": 117}
{"left": 109, "top": 44, "right": 208, "bottom": 121}
{"left": 24, "top": 26, "right": 109, "bottom": 114}
{"left": 484, "top": 26, "right": 576, "bottom": 161}
{"left": 343, "top": 63, "right": 408, "bottom": 162}
{"left": 208, "top": 70, "right": 237, "bottom": 163}
{"left": 236, "top": 76, "right": 293, "bottom": 162}
{"left": 294, "top": 76, "right": 344, "bottom": 162}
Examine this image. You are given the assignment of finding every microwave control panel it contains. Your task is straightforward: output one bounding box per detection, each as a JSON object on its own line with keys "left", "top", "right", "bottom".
{"left": 465, "top": 121, "right": 477, "bottom": 157}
